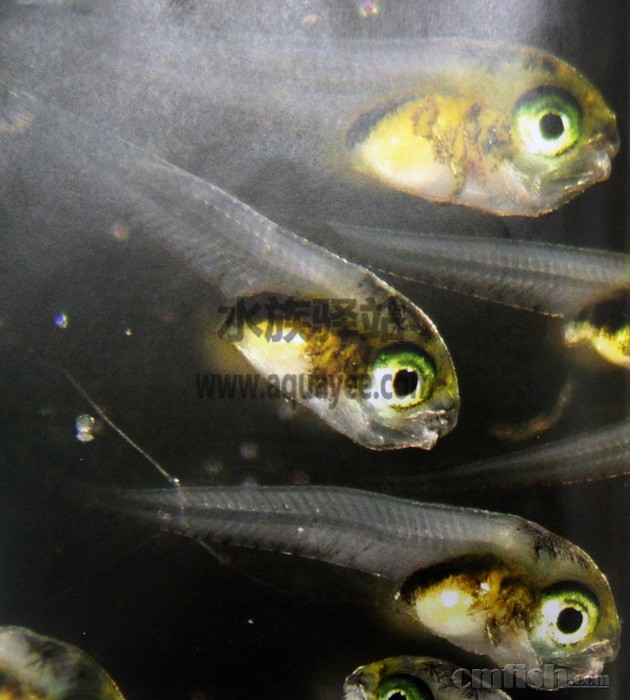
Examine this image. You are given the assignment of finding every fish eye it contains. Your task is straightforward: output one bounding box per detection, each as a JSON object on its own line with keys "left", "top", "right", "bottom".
{"left": 514, "top": 87, "right": 582, "bottom": 156}
{"left": 368, "top": 343, "right": 436, "bottom": 411}
{"left": 532, "top": 583, "right": 599, "bottom": 647}
{"left": 377, "top": 675, "right": 433, "bottom": 700}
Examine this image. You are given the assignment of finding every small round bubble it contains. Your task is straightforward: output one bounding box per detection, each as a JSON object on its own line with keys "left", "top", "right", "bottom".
{"left": 54, "top": 312, "right": 69, "bottom": 329}
{"left": 75, "top": 414, "right": 96, "bottom": 443}
{"left": 112, "top": 223, "right": 131, "bottom": 242}
{"left": 301, "top": 13, "right": 319, "bottom": 27}
{"left": 239, "top": 442, "right": 259, "bottom": 460}
{"left": 357, "top": 0, "right": 380, "bottom": 17}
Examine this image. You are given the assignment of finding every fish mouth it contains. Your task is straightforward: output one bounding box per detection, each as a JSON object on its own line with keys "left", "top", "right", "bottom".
{"left": 582, "top": 145, "right": 616, "bottom": 183}
{"left": 367, "top": 402, "right": 458, "bottom": 450}
{"left": 412, "top": 385, "right": 461, "bottom": 443}
{"left": 589, "top": 127, "right": 621, "bottom": 159}
{"left": 546, "top": 147, "right": 615, "bottom": 198}
{"left": 551, "top": 639, "right": 618, "bottom": 681}
{"left": 363, "top": 381, "right": 459, "bottom": 449}
{"left": 343, "top": 677, "right": 369, "bottom": 700}
{"left": 542, "top": 130, "right": 619, "bottom": 196}
{"left": 506, "top": 131, "right": 618, "bottom": 214}
{"left": 406, "top": 404, "right": 460, "bottom": 449}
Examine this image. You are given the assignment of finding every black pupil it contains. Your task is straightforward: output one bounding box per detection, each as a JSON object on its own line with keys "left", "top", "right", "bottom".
{"left": 540, "top": 112, "right": 564, "bottom": 139}
{"left": 557, "top": 606, "right": 584, "bottom": 634}
{"left": 393, "top": 369, "right": 419, "bottom": 397}
{"left": 388, "top": 694, "right": 407, "bottom": 700}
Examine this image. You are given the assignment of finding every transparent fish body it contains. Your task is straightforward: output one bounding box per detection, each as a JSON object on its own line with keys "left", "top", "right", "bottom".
{"left": 0, "top": 85, "right": 458, "bottom": 449}
{"left": 73, "top": 482, "right": 620, "bottom": 684}
{"left": 322, "top": 224, "right": 630, "bottom": 318}
{"left": 368, "top": 418, "right": 630, "bottom": 493}
{"left": 0, "top": 1, "right": 619, "bottom": 215}
{"left": 318, "top": 223, "right": 630, "bottom": 367}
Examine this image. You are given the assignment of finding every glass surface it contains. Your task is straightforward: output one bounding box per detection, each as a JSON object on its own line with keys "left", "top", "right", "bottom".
{"left": 0, "top": 1, "right": 627, "bottom": 698}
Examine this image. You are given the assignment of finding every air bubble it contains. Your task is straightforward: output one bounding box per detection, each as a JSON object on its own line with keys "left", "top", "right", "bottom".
{"left": 112, "top": 223, "right": 131, "bottom": 242}
{"left": 75, "top": 414, "right": 96, "bottom": 443}
{"left": 239, "top": 442, "right": 259, "bottom": 460}
{"left": 54, "top": 312, "right": 69, "bottom": 329}
{"left": 356, "top": 0, "right": 380, "bottom": 17}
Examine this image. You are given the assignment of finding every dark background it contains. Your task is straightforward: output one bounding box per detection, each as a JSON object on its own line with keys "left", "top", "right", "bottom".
{"left": 0, "top": 1, "right": 627, "bottom": 698}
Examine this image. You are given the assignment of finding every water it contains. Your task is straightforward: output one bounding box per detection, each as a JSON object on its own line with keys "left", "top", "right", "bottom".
{"left": 0, "top": 1, "right": 627, "bottom": 698}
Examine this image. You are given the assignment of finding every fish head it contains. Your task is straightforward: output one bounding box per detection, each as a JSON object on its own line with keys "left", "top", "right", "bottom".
{"left": 507, "top": 73, "right": 619, "bottom": 214}
{"left": 310, "top": 277, "right": 460, "bottom": 450}
{"left": 401, "top": 528, "right": 620, "bottom": 687}
{"left": 344, "top": 656, "right": 511, "bottom": 699}
{"left": 348, "top": 41, "right": 619, "bottom": 216}
{"left": 0, "top": 626, "right": 125, "bottom": 700}
{"left": 525, "top": 581, "right": 620, "bottom": 682}
{"left": 508, "top": 520, "right": 621, "bottom": 684}
{"left": 230, "top": 280, "right": 459, "bottom": 450}
{"left": 563, "top": 292, "right": 630, "bottom": 369}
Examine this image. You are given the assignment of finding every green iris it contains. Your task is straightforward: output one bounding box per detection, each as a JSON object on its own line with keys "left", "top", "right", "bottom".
{"left": 369, "top": 343, "right": 436, "bottom": 411}
{"left": 532, "top": 582, "right": 600, "bottom": 647}
{"left": 514, "top": 87, "right": 582, "bottom": 156}
{"left": 377, "top": 674, "right": 433, "bottom": 700}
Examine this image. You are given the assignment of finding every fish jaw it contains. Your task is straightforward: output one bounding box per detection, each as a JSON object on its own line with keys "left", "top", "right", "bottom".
{"left": 498, "top": 125, "right": 620, "bottom": 216}
{"left": 546, "top": 637, "right": 619, "bottom": 682}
